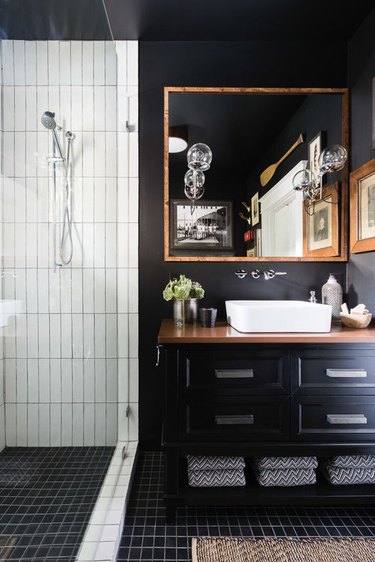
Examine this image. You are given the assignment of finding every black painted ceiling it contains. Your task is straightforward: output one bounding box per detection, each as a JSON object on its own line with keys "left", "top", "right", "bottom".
{"left": 0, "top": 0, "right": 374, "bottom": 41}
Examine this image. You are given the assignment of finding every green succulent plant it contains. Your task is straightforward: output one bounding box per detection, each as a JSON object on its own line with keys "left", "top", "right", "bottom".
{"left": 163, "top": 274, "right": 205, "bottom": 301}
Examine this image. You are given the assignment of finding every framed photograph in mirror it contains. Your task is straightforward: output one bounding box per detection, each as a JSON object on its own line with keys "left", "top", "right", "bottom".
{"left": 350, "top": 158, "right": 375, "bottom": 253}
{"left": 303, "top": 183, "right": 339, "bottom": 257}
{"left": 251, "top": 192, "right": 260, "bottom": 226}
{"left": 308, "top": 131, "right": 326, "bottom": 178}
{"left": 170, "top": 199, "right": 233, "bottom": 252}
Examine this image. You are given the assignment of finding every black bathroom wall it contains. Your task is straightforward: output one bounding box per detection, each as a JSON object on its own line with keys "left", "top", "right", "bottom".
{"left": 139, "top": 41, "right": 348, "bottom": 448}
{"left": 347, "top": 7, "right": 375, "bottom": 311}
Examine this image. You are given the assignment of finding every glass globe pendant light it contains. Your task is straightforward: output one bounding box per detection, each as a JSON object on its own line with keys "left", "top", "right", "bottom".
{"left": 187, "top": 143, "right": 213, "bottom": 171}
{"left": 184, "top": 169, "right": 205, "bottom": 200}
{"left": 318, "top": 144, "right": 347, "bottom": 174}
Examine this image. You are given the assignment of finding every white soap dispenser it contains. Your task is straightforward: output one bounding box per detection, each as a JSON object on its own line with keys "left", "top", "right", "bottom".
{"left": 322, "top": 274, "right": 343, "bottom": 321}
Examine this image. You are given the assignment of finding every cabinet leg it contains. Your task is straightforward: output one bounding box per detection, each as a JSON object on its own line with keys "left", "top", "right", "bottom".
{"left": 165, "top": 505, "right": 177, "bottom": 524}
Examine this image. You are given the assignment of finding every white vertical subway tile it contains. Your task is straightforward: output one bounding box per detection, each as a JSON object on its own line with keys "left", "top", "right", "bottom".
{"left": 15, "top": 314, "right": 27, "bottom": 359}
{"left": 83, "top": 314, "right": 94, "bottom": 359}
{"left": 14, "top": 87, "right": 26, "bottom": 131}
{"left": 36, "top": 42, "right": 48, "bottom": 85}
{"left": 106, "top": 403, "right": 118, "bottom": 445}
{"left": 27, "top": 315, "right": 39, "bottom": 358}
{"left": 105, "top": 42, "right": 117, "bottom": 85}
{"left": 48, "top": 84, "right": 60, "bottom": 116}
{"left": 38, "top": 359, "right": 50, "bottom": 403}
{"left": 61, "top": 314, "right": 72, "bottom": 358}
{"left": 128, "top": 402, "right": 139, "bottom": 441}
{"left": 117, "top": 177, "right": 128, "bottom": 222}
{"left": 128, "top": 223, "right": 138, "bottom": 267}
{"left": 82, "top": 132, "right": 94, "bottom": 176}
{"left": 73, "top": 359, "right": 84, "bottom": 402}
{"left": 50, "top": 358, "right": 62, "bottom": 403}
{"left": 59, "top": 41, "right": 71, "bottom": 85}
{"left": 61, "top": 403, "right": 73, "bottom": 445}
{"left": 72, "top": 176, "right": 83, "bottom": 223}
{"left": 94, "top": 178, "right": 106, "bottom": 222}
{"left": 16, "top": 359, "right": 27, "bottom": 402}
{"left": 129, "top": 314, "right": 138, "bottom": 358}
{"left": 128, "top": 268, "right": 138, "bottom": 313}
{"left": 26, "top": 86, "right": 37, "bottom": 130}
{"left": 13, "top": 41, "right": 25, "bottom": 85}
{"left": 83, "top": 223, "right": 94, "bottom": 268}
{"left": 117, "top": 358, "right": 128, "bottom": 403}
{"left": 27, "top": 404, "right": 39, "bottom": 446}
{"left": 48, "top": 41, "right": 60, "bottom": 85}
{"left": 117, "top": 223, "right": 128, "bottom": 268}
{"left": 26, "top": 223, "right": 37, "bottom": 268}
{"left": 70, "top": 41, "right": 83, "bottom": 85}
{"left": 94, "top": 224, "right": 105, "bottom": 267}
{"left": 83, "top": 359, "right": 95, "bottom": 402}
{"left": 117, "top": 402, "right": 128, "bottom": 442}
{"left": 95, "top": 358, "right": 106, "bottom": 402}
{"left": 49, "top": 269, "right": 61, "bottom": 313}
{"left": 5, "top": 404, "right": 16, "bottom": 446}
{"left": 105, "top": 177, "right": 117, "bottom": 222}
{"left": 82, "top": 42, "right": 94, "bottom": 85}
{"left": 37, "top": 223, "right": 49, "bottom": 268}
{"left": 5, "top": 359, "right": 17, "bottom": 403}
{"left": 117, "top": 315, "right": 128, "bottom": 358}
{"left": 71, "top": 222, "right": 83, "bottom": 268}
{"left": 117, "top": 133, "right": 128, "bottom": 177}
{"left": 71, "top": 270, "right": 83, "bottom": 313}
{"left": 94, "top": 130, "right": 106, "bottom": 177}
{"left": 3, "top": 87, "right": 15, "bottom": 131}
{"left": 128, "top": 86, "right": 138, "bottom": 132}
{"left": 117, "top": 86, "right": 127, "bottom": 132}
{"left": 16, "top": 403, "right": 27, "bottom": 446}
{"left": 26, "top": 269, "right": 38, "bottom": 313}
{"left": 106, "top": 358, "right": 118, "bottom": 403}
{"left": 106, "top": 268, "right": 117, "bottom": 313}
{"left": 3, "top": 132, "right": 15, "bottom": 177}
{"left": 82, "top": 269, "right": 94, "bottom": 313}
{"left": 82, "top": 177, "right": 94, "bottom": 222}
{"left": 105, "top": 131, "right": 117, "bottom": 176}
{"left": 49, "top": 313, "right": 61, "bottom": 357}
{"left": 14, "top": 177, "right": 26, "bottom": 222}
{"left": 129, "top": 357, "right": 139, "bottom": 403}
{"left": 105, "top": 223, "right": 117, "bottom": 268}
{"left": 94, "top": 314, "right": 106, "bottom": 358}
{"left": 117, "top": 269, "right": 128, "bottom": 314}
{"left": 59, "top": 85, "right": 71, "bottom": 130}
{"left": 72, "top": 403, "right": 84, "bottom": 445}
{"left": 82, "top": 86, "right": 94, "bottom": 130}
{"left": 94, "top": 86, "right": 105, "bottom": 131}
{"left": 38, "top": 314, "right": 50, "bottom": 358}
{"left": 83, "top": 403, "right": 95, "bottom": 445}
{"left": 25, "top": 42, "right": 37, "bottom": 85}
{"left": 2, "top": 41, "right": 15, "bottom": 85}
{"left": 26, "top": 132, "right": 38, "bottom": 176}
{"left": 106, "top": 314, "right": 117, "bottom": 359}
{"left": 27, "top": 359, "right": 39, "bottom": 403}
{"left": 14, "top": 223, "right": 26, "bottom": 269}
{"left": 37, "top": 131, "right": 49, "bottom": 177}
{"left": 60, "top": 268, "right": 72, "bottom": 313}
{"left": 39, "top": 404, "right": 50, "bottom": 446}
{"left": 115, "top": 41, "right": 127, "bottom": 87}
{"left": 71, "top": 86, "right": 83, "bottom": 131}
{"left": 50, "top": 403, "right": 61, "bottom": 446}
{"left": 14, "top": 132, "right": 26, "bottom": 177}
{"left": 95, "top": 403, "right": 106, "bottom": 445}
{"left": 106, "top": 86, "right": 117, "bottom": 131}
{"left": 128, "top": 177, "right": 139, "bottom": 222}
{"left": 37, "top": 269, "right": 49, "bottom": 313}
{"left": 94, "top": 269, "right": 106, "bottom": 313}
{"left": 61, "top": 359, "right": 72, "bottom": 402}
{"left": 127, "top": 41, "right": 138, "bottom": 86}
{"left": 94, "top": 42, "right": 105, "bottom": 85}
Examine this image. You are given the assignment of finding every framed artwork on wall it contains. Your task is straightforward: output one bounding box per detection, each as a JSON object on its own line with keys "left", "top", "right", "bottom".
{"left": 251, "top": 192, "right": 260, "bottom": 226}
{"left": 308, "top": 131, "right": 326, "bottom": 179}
{"left": 303, "top": 183, "right": 339, "bottom": 257}
{"left": 170, "top": 199, "right": 233, "bottom": 251}
{"left": 350, "top": 157, "right": 375, "bottom": 253}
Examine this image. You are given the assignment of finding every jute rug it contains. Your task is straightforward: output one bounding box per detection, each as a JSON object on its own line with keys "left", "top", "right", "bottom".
{"left": 191, "top": 537, "right": 375, "bottom": 562}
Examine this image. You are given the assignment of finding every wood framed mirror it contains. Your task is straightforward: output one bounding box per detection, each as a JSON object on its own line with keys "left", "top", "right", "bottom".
{"left": 164, "top": 87, "right": 349, "bottom": 262}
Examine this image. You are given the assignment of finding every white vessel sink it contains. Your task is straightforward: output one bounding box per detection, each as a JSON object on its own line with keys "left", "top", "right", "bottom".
{"left": 0, "top": 300, "right": 24, "bottom": 328}
{"left": 226, "top": 300, "right": 332, "bottom": 333}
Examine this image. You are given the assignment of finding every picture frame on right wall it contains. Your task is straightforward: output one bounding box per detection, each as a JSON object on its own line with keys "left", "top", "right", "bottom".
{"left": 350, "top": 157, "right": 375, "bottom": 253}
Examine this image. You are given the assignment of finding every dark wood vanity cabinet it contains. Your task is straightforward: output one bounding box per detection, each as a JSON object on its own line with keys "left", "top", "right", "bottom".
{"left": 158, "top": 321, "right": 375, "bottom": 521}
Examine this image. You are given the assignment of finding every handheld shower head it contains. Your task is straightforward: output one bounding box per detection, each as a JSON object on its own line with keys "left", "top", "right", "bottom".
{"left": 41, "top": 111, "right": 57, "bottom": 130}
{"left": 41, "top": 111, "right": 65, "bottom": 161}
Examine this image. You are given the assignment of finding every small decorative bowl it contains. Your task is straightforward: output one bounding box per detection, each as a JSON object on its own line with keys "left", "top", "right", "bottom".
{"left": 340, "top": 313, "right": 372, "bottom": 329}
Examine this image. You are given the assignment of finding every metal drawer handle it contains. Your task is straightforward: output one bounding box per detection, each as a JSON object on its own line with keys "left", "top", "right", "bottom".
{"left": 215, "top": 369, "right": 254, "bottom": 379}
{"left": 215, "top": 414, "right": 254, "bottom": 425}
{"left": 326, "top": 414, "right": 368, "bottom": 425}
{"left": 326, "top": 369, "right": 367, "bottom": 378}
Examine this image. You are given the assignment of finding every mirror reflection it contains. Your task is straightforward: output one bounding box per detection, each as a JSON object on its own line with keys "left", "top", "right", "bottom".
{"left": 164, "top": 88, "right": 348, "bottom": 262}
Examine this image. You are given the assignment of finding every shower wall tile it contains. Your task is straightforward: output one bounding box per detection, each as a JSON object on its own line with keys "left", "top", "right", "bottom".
{"left": 1, "top": 40, "right": 139, "bottom": 446}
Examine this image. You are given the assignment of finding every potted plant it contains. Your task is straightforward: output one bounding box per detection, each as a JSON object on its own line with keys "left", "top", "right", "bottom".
{"left": 163, "top": 274, "right": 205, "bottom": 326}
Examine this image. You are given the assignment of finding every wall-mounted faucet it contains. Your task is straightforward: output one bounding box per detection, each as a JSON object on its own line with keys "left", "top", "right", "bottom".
{"left": 235, "top": 269, "right": 287, "bottom": 280}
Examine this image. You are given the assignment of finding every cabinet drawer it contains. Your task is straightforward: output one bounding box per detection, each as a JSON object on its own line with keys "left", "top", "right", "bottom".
{"left": 183, "top": 396, "right": 290, "bottom": 442}
{"left": 293, "top": 349, "right": 375, "bottom": 395}
{"left": 181, "top": 348, "right": 289, "bottom": 395}
{"left": 293, "top": 396, "right": 375, "bottom": 441}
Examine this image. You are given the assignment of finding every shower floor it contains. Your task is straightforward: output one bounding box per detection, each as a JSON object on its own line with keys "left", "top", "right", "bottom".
{"left": 0, "top": 446, "right": 114, "bottom": 561}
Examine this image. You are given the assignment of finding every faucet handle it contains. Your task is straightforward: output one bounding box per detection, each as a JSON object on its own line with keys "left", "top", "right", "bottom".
{"left": 264, "top": 269, "right": 287, "bottom": 280}
{"left": 251, "top": 269, "right": 261, "bottom": 279}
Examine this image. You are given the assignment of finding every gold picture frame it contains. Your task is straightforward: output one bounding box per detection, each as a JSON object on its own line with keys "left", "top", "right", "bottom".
{"left": 251, "top": 192, "right": 259, "bottom": 226}
{"left": 303, "top": 183, "right": 339, "bottom": 257}
{"left": 350, "top": 157, "right": 375, "bottom": 254}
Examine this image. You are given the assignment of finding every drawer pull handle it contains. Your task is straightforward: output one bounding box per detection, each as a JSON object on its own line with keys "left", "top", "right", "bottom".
{"left": 326, "top": 369, "right": 367, "bottom": 378}
{"left": 215, "top": 369, "right": 254, "bottom": 379}
{"left": 326, "top": 414, "right": 368, "bottom": 425}
{"left": 215, "top": 414, "right": 254, "bottom": 425}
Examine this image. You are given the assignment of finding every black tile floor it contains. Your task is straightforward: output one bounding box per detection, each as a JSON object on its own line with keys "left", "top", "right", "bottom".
{"left": 0, "top": 446, "right": 114, "bottom": 562}
{"left": 118, "top": 452, "right": 375, "bottom": 561}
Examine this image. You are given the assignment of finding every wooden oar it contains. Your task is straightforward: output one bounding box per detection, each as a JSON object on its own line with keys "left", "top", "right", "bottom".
{"left": 260, "top": 133, "right": 304, "bottom": 187}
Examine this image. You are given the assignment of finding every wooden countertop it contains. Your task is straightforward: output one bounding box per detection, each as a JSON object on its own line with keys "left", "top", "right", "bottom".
{"left": 158, "top": 319, "right": 375, "bottom": 344}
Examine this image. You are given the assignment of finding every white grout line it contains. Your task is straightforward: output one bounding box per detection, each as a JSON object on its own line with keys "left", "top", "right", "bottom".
{"left": 76, "top": 440, "right": 138, "bottom": 562}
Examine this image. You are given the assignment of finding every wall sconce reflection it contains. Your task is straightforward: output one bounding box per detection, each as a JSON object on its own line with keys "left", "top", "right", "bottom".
{"left": 184, "top": 143, "right": 213, "bottom": 209}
